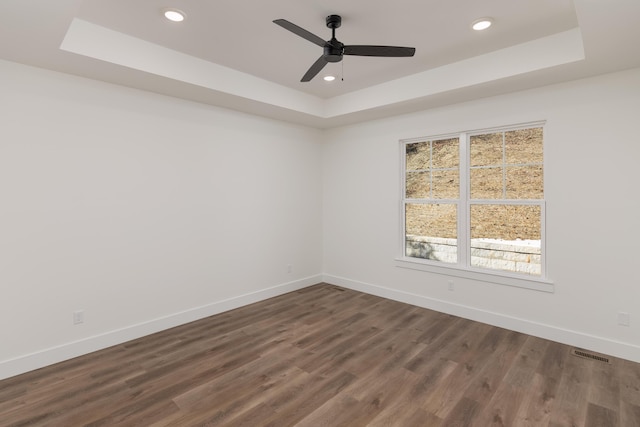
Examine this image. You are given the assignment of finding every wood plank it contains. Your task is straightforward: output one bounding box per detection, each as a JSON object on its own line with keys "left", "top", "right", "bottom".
{"left": 620, "top": 401, "right": 640, "bottom": 427}
{"left": 584, "top": 402, "right": 619, "bottom": 427}
{"left": 1, "top": 283, "right": 639, "bottom": 427}
{"left": 548, "top": 350, "right": 592, "bottom": 427}
{"left": 440, "top": 397, "right": 482, "bottom": 426}
{"left": 471, "top": 382, "right": 526, "bottom": 427}
{"left": 512, "top": 372, "right": 558, "bottom": 426}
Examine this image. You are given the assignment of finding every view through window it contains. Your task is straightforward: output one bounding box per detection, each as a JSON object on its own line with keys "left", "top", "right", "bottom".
{"left": 403, "top": 124, "right": 545, "bottom": 277}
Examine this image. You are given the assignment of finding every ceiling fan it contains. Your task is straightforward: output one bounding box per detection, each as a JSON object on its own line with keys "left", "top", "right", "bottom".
{"left": 273, "top": 15, "right": 416, "bottom": 82}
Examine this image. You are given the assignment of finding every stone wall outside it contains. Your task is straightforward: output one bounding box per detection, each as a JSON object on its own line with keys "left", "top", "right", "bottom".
{"left": 405, "top": 235, "right": 541, "bottom": 275}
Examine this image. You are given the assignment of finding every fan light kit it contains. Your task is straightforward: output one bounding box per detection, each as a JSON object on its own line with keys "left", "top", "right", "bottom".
{"left": 274, "top": 14, "right": 416, "bottom": 82}
{"left": 472, "top": 18, "right": 493, "bottom": 31}
{"left": 163, "top": 8, "right": 186, "bottom": 22}
{"left": 323, "top": 75, "right": 336, "bottom": 82}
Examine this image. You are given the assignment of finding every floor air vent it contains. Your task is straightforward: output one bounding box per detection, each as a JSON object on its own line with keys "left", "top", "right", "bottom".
{"left": 571, "top": 348, "right": 611, "bottom": 364}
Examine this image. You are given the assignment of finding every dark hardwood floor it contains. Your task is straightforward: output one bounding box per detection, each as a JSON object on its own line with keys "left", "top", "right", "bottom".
{"left": 1, "top": 283, "right": 639, "bottom": 426}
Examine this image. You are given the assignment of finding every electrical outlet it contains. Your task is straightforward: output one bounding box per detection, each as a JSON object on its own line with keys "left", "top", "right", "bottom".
{"left": 447, "top": 280, "right": 454, "bottom": 291}
{"left": 73, "top": 310, "right": 85, "bottom": 325}
{"left": 617, "top": 311, "right": 630, "bottom": 326}
{"left": 287, "top": 264, "right": 293, "bottom": 274}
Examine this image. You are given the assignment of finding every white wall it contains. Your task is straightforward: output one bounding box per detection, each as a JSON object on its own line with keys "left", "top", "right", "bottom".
{"left": 2, "top": 58, "right": 639, "bottom": 380}
{"left": 0, "top": 60, "right": 323, "bottom": 379}
{"left": 322, "top": 68, "right": 640, "bottom": 362}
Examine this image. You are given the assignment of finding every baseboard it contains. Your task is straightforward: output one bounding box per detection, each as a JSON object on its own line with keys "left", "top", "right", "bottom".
{"left": 0, "top": 275, "right": 322, "bottom": 381}
{"left": 5, "top": 273, "right": 637, "bottom": 381}
{"left": 323, "top": 274, "right": 640, "bottom": 364}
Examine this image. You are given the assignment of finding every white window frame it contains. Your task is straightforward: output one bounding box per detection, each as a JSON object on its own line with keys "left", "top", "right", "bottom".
{"left": 396, "top": 122, "right": 553, "bottom": 293}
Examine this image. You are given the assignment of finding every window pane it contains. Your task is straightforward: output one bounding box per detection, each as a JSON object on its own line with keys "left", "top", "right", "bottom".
{"left": 406, "top": 172, "right": 430, "bottom": 198}
{"left": 406, "top": 138, "right": 459, "bottom": 200}
{"left": 505, "top": 128, "right": 543, "bottom": 164}
{"left": 470, "top": 167, "right": 503, "bottom": 199}
{"left": 470, "top": 204, "right": 541, "bottom": 275}
{"left": 405, "top": 203, "right": 457, "bottom": 263}
{"left": 506, "top": 166, "right": 543, "bottom": 199}
{"left": 431, "top": 138, "right": 459, "bottom": 168}
{"left": 470, "top": 132, "right": 502, "bottom": 167}
{"left": 432, "top": 169, "right": 459, "bottom": 199}
{"left": 406, "top": 141, "right": 429, "bottom": 170}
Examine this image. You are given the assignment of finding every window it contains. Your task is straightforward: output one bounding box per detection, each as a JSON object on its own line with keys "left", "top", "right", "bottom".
{"left": 401, "top": 123, "right": 546, "bottom": 284}
{"left": 405, "top": 137, "right": 459, "bottom": 263}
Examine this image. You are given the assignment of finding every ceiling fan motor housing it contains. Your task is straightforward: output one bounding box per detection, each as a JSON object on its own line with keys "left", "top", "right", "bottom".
{"left": 324, "top": 41, "right": 344, "bottom": 62}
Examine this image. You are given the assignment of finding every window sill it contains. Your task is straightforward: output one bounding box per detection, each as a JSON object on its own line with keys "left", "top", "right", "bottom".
{"left": 395, "top": 257, "right": 554, "bottom": 293}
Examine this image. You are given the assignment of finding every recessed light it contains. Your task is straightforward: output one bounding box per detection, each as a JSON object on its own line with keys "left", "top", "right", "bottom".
{"left": 472, "top": 18, "right": 493, "bottom": 31}
{"left": 163, "top": 8, "right": 186, "bottom": 22}
{"left": 323, "top": 75, "right": 336, "bottom": 82}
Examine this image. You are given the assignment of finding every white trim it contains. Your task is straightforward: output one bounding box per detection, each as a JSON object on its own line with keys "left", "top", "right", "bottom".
{"left": 465, "top": 120, "right": 547, "bottom": 137}
{"left": 400, "top": 121, "right": 547, "bottom": 145}
{"left": 4, "top": 272, "right": 638, "bottom": 380}
{"left": 395, "top": 258, "right": 553, "bottom": 292}
{"left": 459, "top": 132, "right": 469, "bottom": 267}
{"left": 399, "top": 140, "right": 408, "bottom": 260}
{"left": 400, "top": 123, "right": 548, "bottom": 286}
{"left": 323, "top": 274, "right": 640, "bottom": 364}
{"left": 0, "top": 275, "right": 322, "bottom": 381}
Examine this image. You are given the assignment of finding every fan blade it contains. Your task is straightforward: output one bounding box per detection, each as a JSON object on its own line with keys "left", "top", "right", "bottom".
{"left": 301, "top": 56, "right": 328, "bottom": 82}
{"left": 273, "top": 19, "right": 326, "bottom": 47}
{"left": 344, "top": 45, "right": 416, "bottom": 57}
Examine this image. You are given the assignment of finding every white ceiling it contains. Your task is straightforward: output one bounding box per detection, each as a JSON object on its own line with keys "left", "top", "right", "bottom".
{"left": 1, "top": 0, "right": 639, "bottom": 128}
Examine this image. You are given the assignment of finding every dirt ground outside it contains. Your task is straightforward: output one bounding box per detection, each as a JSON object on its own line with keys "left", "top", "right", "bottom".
{"left": 405, "top": 127, "right": 543, "bottom": 241}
